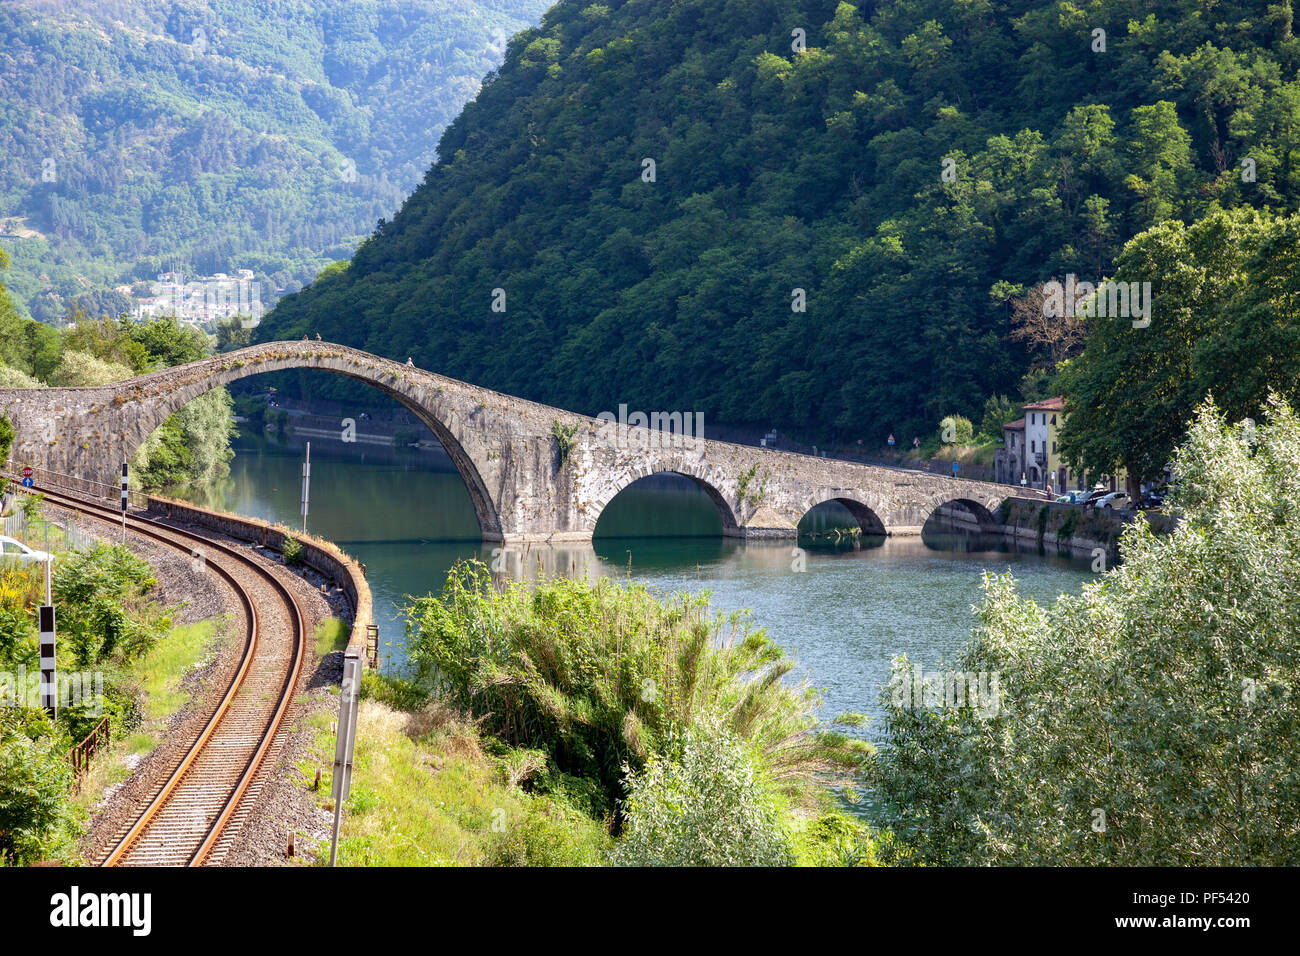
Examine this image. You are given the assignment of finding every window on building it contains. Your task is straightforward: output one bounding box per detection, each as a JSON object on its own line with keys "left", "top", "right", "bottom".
{"left": 1051, "top": 414, "right": 1056, "bottom": 426}
{"left": 1052, "top": 441, "right": 1057, "bottom": 453}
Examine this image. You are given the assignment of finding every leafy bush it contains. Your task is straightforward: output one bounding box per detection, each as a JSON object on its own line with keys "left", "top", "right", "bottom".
{"left": 873, "top": 396, "right": 1300, "bottom": 865}
{"left": 0, "top": 713, "right": 79, "bottom": 865}
{"left": 938, "top": 415, "right": 974, "bottom": 446}
{"left": 52, "top": 544, "right": 171, "bottom": 666}
{"left": 0, "top": 605, "right": 33, "bottom": 664}
{"left": 0, "top": 366, "right": 44, "bottom": 390}
{"left": 611, "top": 718, "right": 795, "bottom": 867}
{"left": 18, "top": 491, "right": 43, "bottom": 524}
{"left": 359, "top": 670, "right": 426, "bottom": 712}
{"left": 281, "top": 536, "right": 303, "bottom": 566}
{"left": 485, "top": 791, "right": 608, "bottom": 867}
{"left": 792, "top": 811, "right": 908, "bottom": 867}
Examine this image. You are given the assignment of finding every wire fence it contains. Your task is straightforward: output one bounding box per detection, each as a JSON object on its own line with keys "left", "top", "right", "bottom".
{"left": 2, "top": 506, "right": 98, "bottom": 553}
{"left": 2, "top": 461, "right": 106, "bottom": 553}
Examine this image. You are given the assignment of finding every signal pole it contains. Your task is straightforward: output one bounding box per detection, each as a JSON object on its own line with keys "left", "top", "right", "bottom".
{"left": 301, "top": 442, "right": 311, "bottom": 533}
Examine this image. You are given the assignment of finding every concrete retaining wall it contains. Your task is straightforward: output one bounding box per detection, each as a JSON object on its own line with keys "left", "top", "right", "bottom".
{"left": 933, "top": 499, "right": 1125, "bottom": 562}
{"left": 144, "top": 495, "right": 373, "bottom": 661}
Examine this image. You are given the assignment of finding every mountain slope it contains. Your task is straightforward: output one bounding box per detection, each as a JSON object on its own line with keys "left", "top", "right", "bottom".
{"left": 258, "top": 0, "right": 1300, "bottom": 442}
{"left": 0, "top": 0, "right": 550, "bottom": 320}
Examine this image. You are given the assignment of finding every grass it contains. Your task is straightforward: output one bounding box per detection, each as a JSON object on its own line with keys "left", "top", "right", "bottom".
{"left": 139, "top": 617, "right": 227, "bottom": 721}
{"left": 313, "top": 618, "right": 348, "bottom": 657}
{"left": 295, "top": 692, "right": 610, "bottom": 866}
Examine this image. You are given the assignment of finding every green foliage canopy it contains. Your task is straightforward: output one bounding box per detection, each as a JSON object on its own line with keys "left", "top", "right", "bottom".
{"left": 873, "top": 395, "right": 1300, "bottom": 865}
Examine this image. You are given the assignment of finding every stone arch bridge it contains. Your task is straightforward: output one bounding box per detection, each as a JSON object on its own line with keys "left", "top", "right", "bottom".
{"left": 0, "top": 341, "right": 1034, "bottom": 543}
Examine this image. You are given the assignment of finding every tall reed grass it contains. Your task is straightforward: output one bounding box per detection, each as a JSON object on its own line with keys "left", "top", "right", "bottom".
{"left": 404, "top": 560, "right": 865, "bottom": 814}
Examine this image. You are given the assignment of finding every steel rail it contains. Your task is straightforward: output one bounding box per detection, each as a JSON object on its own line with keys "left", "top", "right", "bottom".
{"left": 19, "top": 481, "right": 305, "bottom": 866}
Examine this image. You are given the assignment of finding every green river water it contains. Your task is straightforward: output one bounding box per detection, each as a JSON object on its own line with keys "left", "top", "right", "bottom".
{"left": 170, "top": 430, "right": 1093, "bottom": 744}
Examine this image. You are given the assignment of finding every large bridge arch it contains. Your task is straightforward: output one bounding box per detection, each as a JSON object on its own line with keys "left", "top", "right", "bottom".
{"left": 4, "top": 342, "right": 509, "bottom": 540}
{"left": 140, "top": 352, "right": 504, "bottom": 538}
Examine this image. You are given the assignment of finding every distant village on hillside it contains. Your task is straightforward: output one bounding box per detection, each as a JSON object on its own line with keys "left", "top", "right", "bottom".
{"left": 128, "top": 269, "right": 266, "bottom": 330}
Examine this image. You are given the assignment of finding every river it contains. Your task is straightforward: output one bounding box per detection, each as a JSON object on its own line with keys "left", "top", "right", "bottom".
{"left": 169, "top": 430, "right": 1093, "bottom": 744}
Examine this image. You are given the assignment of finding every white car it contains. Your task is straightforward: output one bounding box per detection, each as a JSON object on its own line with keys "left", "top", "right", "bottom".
{"left": 0, "top": 535, "right": 52, "bottom": 563}
{"left": 1092, "top": 492, "right": 1130, "bottom": 511}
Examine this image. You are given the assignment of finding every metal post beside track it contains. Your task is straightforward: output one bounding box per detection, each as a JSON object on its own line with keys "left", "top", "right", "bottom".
{"left": 329, "top": 648, "right": 361, "bottom": 867}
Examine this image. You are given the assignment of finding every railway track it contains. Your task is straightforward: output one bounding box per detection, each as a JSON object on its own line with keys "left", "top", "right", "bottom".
{"left": 19, "top": 482, "right": 306, "bottom": 867}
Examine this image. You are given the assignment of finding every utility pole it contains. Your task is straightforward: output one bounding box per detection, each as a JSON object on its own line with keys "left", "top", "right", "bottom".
{"left": 120, "top": 462, "right": 128, "bottom": 540}
{"left": 301, "top": 441, "right": 311, "bottom": 533}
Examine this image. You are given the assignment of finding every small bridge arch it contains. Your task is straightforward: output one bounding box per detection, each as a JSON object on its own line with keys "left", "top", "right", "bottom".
{"left": 585, "top": 455, "right": 742, "bottom": 538}
{"left": 795, "top": 495, "right": 888, "bottom": 536}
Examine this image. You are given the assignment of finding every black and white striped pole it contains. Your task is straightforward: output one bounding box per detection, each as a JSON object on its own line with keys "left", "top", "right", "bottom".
{"left": 38, "top": 604, "right": 56, "bottom": 718}
{"left": 120, "top": 462, "right": 128, "bottom": 539}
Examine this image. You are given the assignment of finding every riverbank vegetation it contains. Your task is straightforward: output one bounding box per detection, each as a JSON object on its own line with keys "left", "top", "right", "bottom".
{"left": 0, "top": 524, "right": 183, "bottom": 864}
{"left": 318, "top": 565, "right": 891, "bottom": 866}
{"left": 873, "top": 396, "right": 1300, "bottom": 865}
{"left": 1061, "top": 207, "right": 1300, "bottom": 494}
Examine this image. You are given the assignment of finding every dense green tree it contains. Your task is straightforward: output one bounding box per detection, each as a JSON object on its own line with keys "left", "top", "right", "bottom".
{"left": 874, "top": 396, "right": 1300, "bottom": 865}
{"left": 0, "top": 0, "right": 551, "bottom": 319}
{"left": 0, "top": 723, "right": 78, "bottom": 865}
{"left": 0, "top": 413, "right": 13, "bottom": 464}
{"left": 1059, "top": 206, "right": 1299, "bottom": 495}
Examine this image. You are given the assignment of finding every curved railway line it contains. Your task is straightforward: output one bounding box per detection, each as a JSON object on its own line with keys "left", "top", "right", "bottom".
{"left": 17, "top": 482, "right": 306, "bottom": 867}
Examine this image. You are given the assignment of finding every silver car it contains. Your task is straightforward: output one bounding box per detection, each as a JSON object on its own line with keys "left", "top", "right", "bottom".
{"left": 0, "top": 535, "right": 53, "bottom": 564}
{"left": 1092, "top": 492, "right": 1130, "bottom": 511}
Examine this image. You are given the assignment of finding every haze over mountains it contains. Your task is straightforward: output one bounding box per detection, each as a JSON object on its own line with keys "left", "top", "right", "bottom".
{"left": 0, "top": 0, "right": 549, "bottom": 322}
{"left": 259, "top": 0, "right": 1300, "bottom": 442}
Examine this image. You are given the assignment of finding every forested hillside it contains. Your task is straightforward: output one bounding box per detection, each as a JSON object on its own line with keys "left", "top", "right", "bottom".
{"left": 0, "top": 0, "right": 549, "bottom": 321}
{"left": 259, "top": 0, "right": 1300, "bottom": 443}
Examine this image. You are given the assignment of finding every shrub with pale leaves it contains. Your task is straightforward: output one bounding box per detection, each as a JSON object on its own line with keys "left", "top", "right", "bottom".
{"left": 611, "top": 717, "right": 795, "bottom": 867}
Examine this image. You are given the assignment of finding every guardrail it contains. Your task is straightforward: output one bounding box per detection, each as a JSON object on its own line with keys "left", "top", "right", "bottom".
{"left": 3, "top": 460, "right": 149, "bottom": 510}
{"left": 144, "top": 494, "right": 375, "bottom": 667}
{"left": 69, "top": 715, "right": 111, "bottom": 786}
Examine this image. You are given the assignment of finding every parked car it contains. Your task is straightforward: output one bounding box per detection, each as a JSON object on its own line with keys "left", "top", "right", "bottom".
{"left": 1092, "top": 492, "right": 1130, "bottom": 511}
{"left": 1071, "top": 488, "right": 1106, "bottom": 507}
{"left": 0, "top": 535, "right": 52, "bottom": 564}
